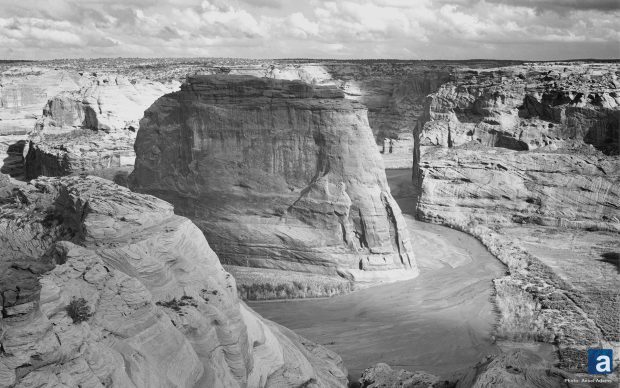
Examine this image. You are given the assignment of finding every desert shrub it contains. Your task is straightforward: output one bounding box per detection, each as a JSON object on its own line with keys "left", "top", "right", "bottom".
{"left": 66, "top": 297, "right": 92, "bottom": 323}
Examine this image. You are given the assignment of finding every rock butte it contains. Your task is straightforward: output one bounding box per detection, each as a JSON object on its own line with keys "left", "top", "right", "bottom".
{"left": 130, "top": 75, "right": 418, "bottom": 294}
{"left": 0, "top": 176, "right": 347, "bottom": 387}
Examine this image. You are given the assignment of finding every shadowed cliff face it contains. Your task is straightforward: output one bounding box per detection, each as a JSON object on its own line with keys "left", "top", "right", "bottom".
{"left": 130, "top": 75, "right": 418, "bottom": 288}
{"left": 0, "top": 176, "right": 347, "bottom": 388}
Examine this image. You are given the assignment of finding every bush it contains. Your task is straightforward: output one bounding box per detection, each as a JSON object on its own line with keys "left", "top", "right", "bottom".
{"left": 66, "top": 297, "right": 92, "bottom": 323}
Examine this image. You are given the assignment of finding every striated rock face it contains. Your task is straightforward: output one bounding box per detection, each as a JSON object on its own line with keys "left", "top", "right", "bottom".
{"left": 130, "top": 75, "right": 418, "bottom": 291}
{"left": 418, "top": 63, "right": 620, "bottom": 155}
{"left": 417, "top": 146, "right": 620, "bottom": 232}
{"left": 0, "top": 176, "right": 347, "bottom": 387}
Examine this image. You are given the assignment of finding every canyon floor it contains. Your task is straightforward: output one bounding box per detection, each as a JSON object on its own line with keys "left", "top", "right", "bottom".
{"left": 249, "top": 169, "right": 507, "bottom": 380}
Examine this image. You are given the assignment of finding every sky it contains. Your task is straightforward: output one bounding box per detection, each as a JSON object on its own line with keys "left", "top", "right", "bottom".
{"left": 0, "top": 0, "right": 618, "bottom": 60}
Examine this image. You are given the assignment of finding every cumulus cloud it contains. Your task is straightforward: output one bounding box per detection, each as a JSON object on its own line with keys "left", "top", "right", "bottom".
{"left": 0, "top": 0, "right": 617, "bottom": 59}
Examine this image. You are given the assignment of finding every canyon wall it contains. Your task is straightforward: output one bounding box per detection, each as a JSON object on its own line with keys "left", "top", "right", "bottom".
{"left": 414, "top": 62, "right": 620, "bottom": 372}
{"left": 418, "top": 62, "right": 619, "bottom": 154}
{"left": 24, "top": 74, "right": 179, "bottom": 180}
{"left": 417, "top": 146, "right": 620, "bottom": 232}
{"left": 0, "top": 175, "right": 347, "bottom": 387}
{"left": 415, "top": 63, "right": 620, "bottom": 231}
{"left": 130, "top": 75, "right": 418, "bottom": 293}
{"left": 0, "top": 67, "right": 82, "bottom": 135}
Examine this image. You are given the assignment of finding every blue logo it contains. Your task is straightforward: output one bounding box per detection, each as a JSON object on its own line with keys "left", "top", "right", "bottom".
{"left": 588, "top": 349, "right": 613, "bottom": 374}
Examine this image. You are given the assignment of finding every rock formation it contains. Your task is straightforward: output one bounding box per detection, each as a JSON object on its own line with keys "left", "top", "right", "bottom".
{"left": 0, "top": 175, "right": 347, "bottom": 387}
{"left": 415, "top": 62, "right": 620, "bottom": 233}
{"left": 0, "top": 68, "right": 82, "bottom": 135}
{"left": 418, "top": 63, "right": 619, "bottom": 154}
{"left": 23, "top": 74, "right": 179, "bottom": 180}
{"left": 130, "top": 75, "right": 418, "bottom": 295}
{"left": 358, "top": 350, "right": 580, "bottom": 388}
{"left": 358, "top": 363, "right": 449, "bottom": 388}
{"left": 454, "top": 350, "right": 577, "bottom": 388}
{"left": 414, "top": 62, "right": 620, "bottom": 373}
{"left": 417, "top": 146, "right": 620, "bottom": 232}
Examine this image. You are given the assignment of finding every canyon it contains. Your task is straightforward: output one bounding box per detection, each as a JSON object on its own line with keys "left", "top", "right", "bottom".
{"left": 0, "top": 58, "right": 618, "bottom": 387}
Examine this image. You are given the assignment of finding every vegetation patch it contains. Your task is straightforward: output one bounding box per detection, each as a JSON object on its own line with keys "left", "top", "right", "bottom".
{"left": 66, "top": 297, "right": 92, "bottom": 323}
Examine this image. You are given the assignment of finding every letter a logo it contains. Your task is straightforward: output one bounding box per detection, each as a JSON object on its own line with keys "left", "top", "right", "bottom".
{"left": 588, "top": 349, "right": 613, "bottom": 374}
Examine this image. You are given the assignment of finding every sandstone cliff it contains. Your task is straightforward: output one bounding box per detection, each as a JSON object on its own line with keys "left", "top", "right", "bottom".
{"left": 23, "top": 74, "right": 179, "bottom": 180}
{"left": 417, "top": 146, "right": 620, "bottom": 232}
{"left": 130, "top": 75, "right": 418, "bottom": 296}
{"left": 0, "top": 68, "right": 82, "bottom": 135}
{"left": 414, "top": 62, "right": 620, "bottom": 373}
{"left": 0, "top": 175, "right": 347, "bottom": 387}
{"left": 415, "top": 63, "right": 620, "bottom": 233}
{"left": 418, "top": 63, "right": 620, "bottom": 155}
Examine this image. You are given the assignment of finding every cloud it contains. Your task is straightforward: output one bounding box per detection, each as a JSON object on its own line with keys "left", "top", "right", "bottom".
{"left": 486, "top": 0, "right": 620, "bottom": 13}
{"left": 239, "top": 0, "right": 282, "bottom": 9}
{"left": 0, "top": 0, "right": 617, "bottom": 60}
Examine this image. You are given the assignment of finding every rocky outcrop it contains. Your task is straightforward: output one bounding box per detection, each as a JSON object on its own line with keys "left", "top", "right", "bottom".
{"left": 416, "top": 146, "right": 620, "bottom": 232}
{"left": 358, "top": 363, "right": 449, "bottom": 388}
{"left": 358, "top": 350, "right": 581, "bottom": 388}
{"left": 0, "top": 175, "right": 347, "bottom": 387}
{"left": 130, "top": 75, "right": 418, "bottom": 294}
{"left": 0, "top": 68, "right": 82, "bottom": 135}
{"left": 415, "top": 63, "right": 620, "bottom": 232}
{"left": 23, "top": 74, "right": 179, "bottom": 180}
{"left": 40, "top": 74, "right": 179, "bottom": 132}
{"left": 455, "top": 350, "right": 576, "bottom": 388}
{"left": 418, "top": 63, "right": 620, "bottom": 155}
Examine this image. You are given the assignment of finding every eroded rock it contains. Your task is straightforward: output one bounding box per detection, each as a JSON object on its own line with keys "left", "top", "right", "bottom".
{"left": 23, "top": 74, "right": 179, "bottom": 180}
{"left": 0, "top": 176, "right": 347, "bottom": 387}
{"left": 130, "top": 75, "right": 418, "bottom": 296}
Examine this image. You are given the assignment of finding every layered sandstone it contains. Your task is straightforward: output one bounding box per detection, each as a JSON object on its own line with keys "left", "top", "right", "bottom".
{"left": 0, "top": 68, "right": 82, "bottom": 135}
{"left": 130, "top": 75, "right": 418, "bottom": 294}
{"left": 415, "top": 63, "right": 620, "bottom": 231}
{"left": 417, "top": 146, "right": 620, "bottom": 232}
{"left": 0, "top": 175, "right": 347, "bottom": 387}
{"left": 418, "top": 63, "right": 620, "bottom": 155}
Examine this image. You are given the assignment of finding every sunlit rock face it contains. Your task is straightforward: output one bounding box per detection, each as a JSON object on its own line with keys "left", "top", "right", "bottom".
{"left": 130, "top": 75, "right": 418, "bottom": 287}
{"left": 415, "top": 63, "right": 620, "bottom": 232}
{"left": 0, "top": 175, "right": 347, "bottom": 388}
{"left": 0, "top": 68, "right": 82, "bottom": 135}
{"left": 416, "top": 146, "right": 620, "bottom": 232}
{"left": 23, "top": 74, "right": 179, "bottom": 180}
{"left": 418, "top": 63, "right": 620, "bottom": 155}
